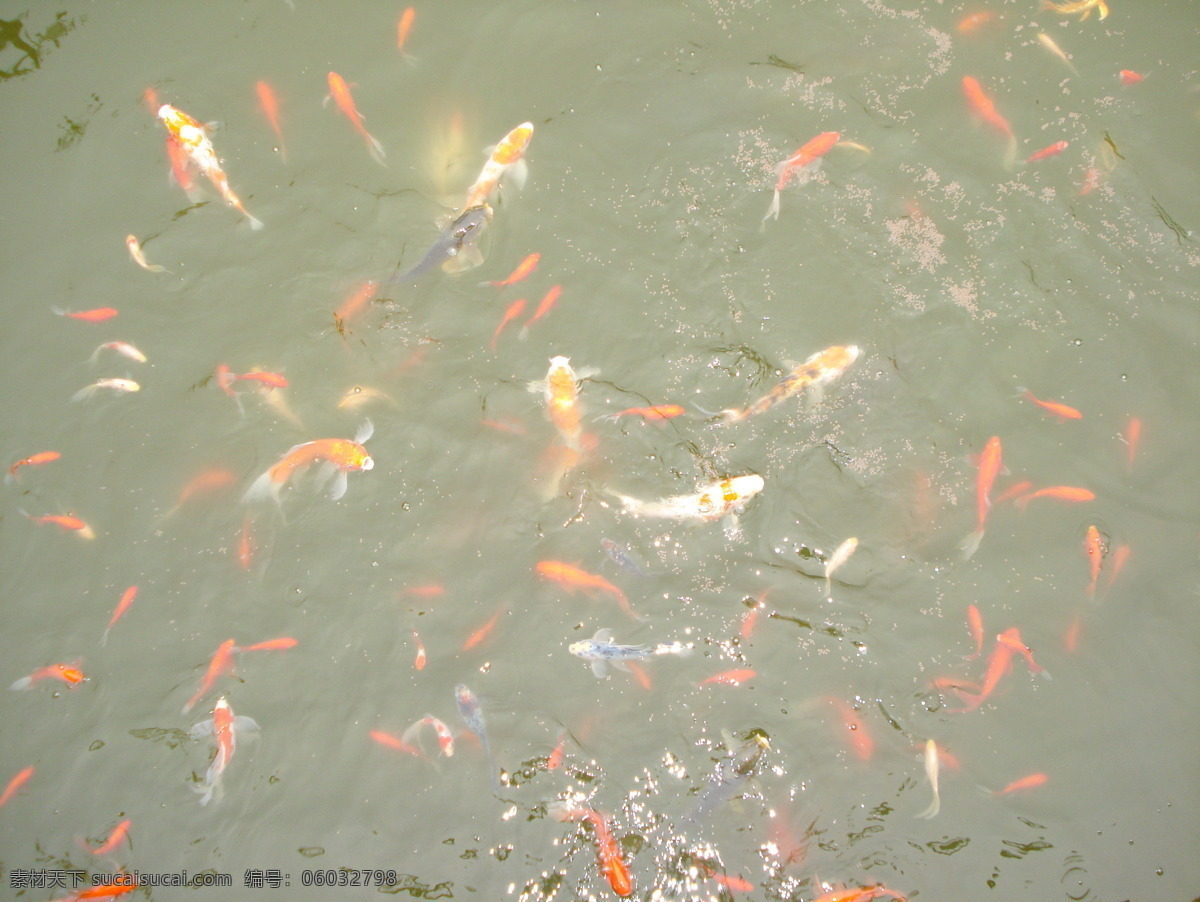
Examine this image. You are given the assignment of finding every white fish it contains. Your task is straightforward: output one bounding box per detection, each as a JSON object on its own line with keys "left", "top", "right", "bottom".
{"left": 824, "top": 536, "right": 859, "bottom": 599}
{"left": 612, "top": 474, "right": 765, "bottom": 523}
{"left": 71, "top": 378, "right": 140, "bottom": 402}
{"left": 568, "top": 628, "right": 692, "bottom": 678}
{"left": 915, "top": 738, "right": 941, "bottom": 819}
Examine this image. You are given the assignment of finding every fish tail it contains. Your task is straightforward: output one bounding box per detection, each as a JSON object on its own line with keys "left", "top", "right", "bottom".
{"left": 959, "top": 529, "right": 984, "bottom": 560}
{"left": 70, "top": 385, "right": 96, "bottom": 403}
{"left": 9, "top": 676, "right": 33, "bottom": 691}
{"left": 246, "top": 213, "right": 265, "bottom": 231}
{"left": 367, "top": 134, "right": 387, "bottom": 167}
{"left": 914, "top": 796, "right": 941, "bottom": 819}
{"left": 762, "top": 190, "right": 781, "bottom": 225}
{"left": 242, "top": 469, "right": 282, "bottom": 505}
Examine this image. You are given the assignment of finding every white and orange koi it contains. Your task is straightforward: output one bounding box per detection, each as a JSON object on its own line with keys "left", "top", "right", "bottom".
{"left": 462, "top": 121, "right": 533, "bottom": 210}
{"left": 612, "top": 474, "right": 765, "bottom": 523}
{"left": 189, "top": 697, "right": 258, "bottom": 806}
{"left": 720, "top": 345, "right": 860, "bottom": 422}
{"left": 1042, "top": 0, "right": 1109, "bottom": 21}
{"left": 125, "top": 234, "right": 168, "bottom": 273}
{"left": 401, "top": 715, "right": 455, "bottom": 757}
{"left": 243, "top": 421, "right": 373, "bottom": 504}
{"left": 157, "top": 104, "right": 263, "bottom": 229}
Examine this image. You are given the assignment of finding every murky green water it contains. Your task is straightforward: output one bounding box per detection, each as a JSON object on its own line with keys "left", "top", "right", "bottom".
{"left": 2, "top": 1, "right": 1199, "bottom": 900}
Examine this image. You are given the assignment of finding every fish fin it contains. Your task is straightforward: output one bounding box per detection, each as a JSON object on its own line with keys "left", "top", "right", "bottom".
{"left": 505, "top": 158, "right": 528, "bottom": 192}
{"left": 242, "top": 469, "right": 283, "bottom": 505}
{"left": 442, "top": 243, "right": 485, "bottom": 273}
{"left": 9, "top": 677, "right": 33, "bottom": 691}
{"left": 329, "top": 470, "right": 349, "bottom": 501}
{"left": 959, "top": 529, "right": 984, "bottom": 560}
{"left": 367, "top": 135, "right": 387, "bottom": 167}
{"left": 590, "top": 660, "right": 609, "bottom": 679}
{"left": 762, "top": 190, "right": 781, "bottom": 224}
{"left": 246, "top": 214, "right": 265, "bottom": 231}
{"left": 355, "top": 418, "right": 375, "bottom": 444}
{"left": 70, "top": 385, "right": 96, "bottom": 403}
{"left": 914, "top": 797, "right": 941, "bottom": 819}
{"left": 527, "top": 378, "right": 547, "bottom": 395}
{"left": 592, "top": 628, "right": 614, "bottom": 643}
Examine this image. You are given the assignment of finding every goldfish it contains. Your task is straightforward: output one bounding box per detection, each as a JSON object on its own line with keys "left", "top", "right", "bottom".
{"left": 824, "top": 536, "right": 858, "bottom": 599}
{"left": 61, "top": 876, "right": 140, "bottom": 901}
{"left": 181, "top": 638, "right": 237, "bottom": 713}
{"left": 1035, "top": 32, "right": 1079, "bottom": 75}
{"left": 255, "top": 80, "right": 287, "bottom": 162}
{"left": 489, "top": 298, "right": 526, "bottom": 349}
{"left": 243, "top": 420, "right": 374, "bottom": 504}
{"left": 546, "top": 733, "right": 567, "bottom": 770}
{"left": 20, "top": 510, "right": 95, "bottom": 540}
{"left": 326, "top": 72, "right": 385, "bottom": 165}
{"left": 1016, "top": 485, "right": 1095, "bottom": 507}
{"left": 164, "top": 467, "right": 238, "bottom": 517}
{"left": 1119, "top": 69, "right": 1144, "bottom": 85}
{"left": 960, "top": 435, "right": 1002, "bottom": 560}
{"left": 700, "top": 668, "right": 756, "bottom": 686}
{"left": 190, "top": 697, "right": 258, "bottom": 806}
{"left": 825, "top": 696, "right": 873, "bottom": 760}
{"left": 762, "top": 131, "right": 840, "bottom": 222}
{"left": 54, "top": 306, "right": 119, "bottom": 322}
{"left": 951, "top": 638, "right": 1013, "bottom": 711}
{"left": 88, "top": 341, "right": 147, "bottom": 365}
{"left": 1019, "top": 388, "right": 1081, "bottom": 420}
{"left": 411, "top": 630, "right": 426, "bottom": 670}
{"left": 518, "top": 284, "right": 562, "bottom": 339}
{"left": 462, "top": 604, "right": 505, "bottom": 650}
{"left": 11, "top": 661, "right": 87, "bottom": 690}
{"left": 165, "top": 131, "right": 195, "bottom": 193}
{"left": 966, "top": 604, "right": 984, "bottom": 658}
{"left": 72, "top": 378, "right": 140, "bottom": 402}
{"left": 1123, "top": 417, "right": 1142, "bottom": 470}
{"left": 234, "top": 370, "right": 288, "bottom": 389}
{"left": 86, "top": 818, "right": 132, "bottom": 856}
{"left": 997, "top": 627, "right": 1048, "bottom": 677}
{"left": 0, "top": 766, "right": 34, "bottom": 807}
{"left": 962, "top": 76, "right": 1017, "bottom": 167}
{"left": 240, "top": 637, "right": 298, "bottom": 652}
{"left": 235, "top": 515, "right": 256, "bottom": 571}
{"left": 1105, "top": 543, "right": 1131, "bottom": 590}
{"left": 812, "top": 885, "right": 907, "bottom": 902}
{"left": 598, "top": 404, "right": 686, "bottom": 424}
{"left": 333, "top": 280, "right": 378, "bottom": 331}
{"left": 5, "top": 450, "right": 60, "bottom": 482}
{"left": 125, "top": 234, "right": 167, "bottom": 272}
{"left": 1083, "top": 525, "right": 1106, "bottom": 596}
{"left": 612, "top": 474, "right": 766, "bottom": 523}
{"left": 370, "top": 729, "right": 422, "bottom": 757}
{"left": 719, "top": 344, "right": 860, "bottom": 422}
{"left": 463, "top": 121, "right": 534, "bottom": 210}
{"left": 537, "top": 561, "right": 638, "bottom": 619}
{"left": 956, "top": 11, "right": 996, "bottom": 34}
{"left": 157, "top": 104, "right": 263, "bottom": 229}
{"left": 1042, "top": 0, "right": 1108, "bottom": 21}
{"left": 100, "top": 586, "right": 138, "bottom": 646}
{"left": 915, "top": 739, "right": 941, "bottom": 819}
{"left": 396, "top": 7, "right": 416, "bottom": 63}
{"left": 569, "top": 628, "right": 691, "bottom": 678}
{"left": 1025, "top": 141, "right": 1070, "bottom": 163}
{"left": 389, "top": 203, "right": 493, "bottom": 283}
{"left": 455, "top": 684, "right": 499, "bottom": 792}
{"left": 992, "top": 772, "right": 1048, "bottom": 795}
{"left": 553, "top": 805, "right": 633, "bottom": 897}
{"left": 532, "top": 356, "right": 595, "bottom": 450}
{"left": 485, "top": 252, "right": 540, "bottom": 288}
{"left": 401, "top": 715, "right": 455, "bottom": 757}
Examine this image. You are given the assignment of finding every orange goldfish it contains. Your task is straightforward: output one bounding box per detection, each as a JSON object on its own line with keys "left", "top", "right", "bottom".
{"left": 86, "top": 818, "right": 132, "bottom": 856}
{"left": 0, "top": 765, "right": 34, "bottom": 807}
{"left": 333, "top": 280, "right": 378, "bottom": 331}
{"left": 1119, "top": 69, "right": 1144, "bottom": 85}
{"left": 519, "top": 284, "right": 562, "bottom": 339}
{"left": 485, "top": 252, "right": 540, "bottom": 288}
{"left": 825, "top": 696, "right": 873, "bottom": 760}
{"left": 411, "top": 630, "right": 426, "bottom": 670}
{"left": 598, "top": 404, "right": 686, "bottom": 424}
{"left": 100, "top": 586, "right": 138, "bottom": 646}
{"left": 62, "top": 876, "right": 140, "bottom": 901}
{"left": 489, "top": 298, "right": 526, "bottom": 349}
{"left": 1025, "top": 141, "right": 1070, "bottom": 163}
{"left": 11, "top": 661, "right": 87, "bottom": 691}
{"left": 20, "top": 510, "right": 95, "bottom": 539}
{"left": 961, "top": 435, "right": 1002, "bottom": 559}
{"left": 255, "top": 80, "right": 287, "bottom": 161}
{"left": 1016, "top": 485, "right": 1095, "bottom": 507}
{"left": 396, "top": 7, "right": 416, "bottom": 63}
{"left": 992, "top": 772, "right": 1048, "bottom": 795}
{"left": 157, "top": 104, "right": 263, "bottom": 229}
{"left": 719, "top": 344, "right": 859, "bottom": 422}
{"left": 966, "top": 604, "right": 984, "bottom": 658}
{"left": 536, "top": 560, "right": 638, "bottom": 619}
{"left": 763, "top": 131, "right": 840, "bottom": 222}
{"left": 182, "top": 638, "right": 237, "bottom": 713}
{"left": 1083, "top": 526, "right": 1106, "bottom": 596}
{"left": 699, "top": 668, "right": 756, "bottom": 686}
{"left": 125, "top": 234, "right": 167, "bottom": 272}
{"left": 553, "top": 805, "right": 633, "bottom": 897}
{"left": 1019, "top": 388, "right": 1081, "bottom": 420}
{"left": 165, "top": 467, "right": 238, "bottom": 516}
{"left": 1123, "top": 417, "right": 1141, "bottom": 471}
{"left": 5, "top": 450, "right": 60, "bottom": 482}
{"left": 235, "top": 515, "right": 256, "bottom": 571}
{"left": 326, "top": 72, "right": 385, "bottom": 165}
{"left": 956, "top": 11, "right": 996, "bottom": 34}
{"left": 54, "top": 306, "right": 118, "bottom": 323}
{"left": 812, "top": 885, "right": 906, "bottom": 902}
{"left": 996, "top": 627, "right": 1048, "bottom": 676}
{"left": 370, "top": 729, "right": 423, "bottom": 757}
{"left": 962, "top": 76, "right": 1016, "bottom": 166}
{"left": 243, "top": 421, "right": 374, "bottom": 504}
{"left": 951, "top": 639, "right": 1013, "bottom": 711}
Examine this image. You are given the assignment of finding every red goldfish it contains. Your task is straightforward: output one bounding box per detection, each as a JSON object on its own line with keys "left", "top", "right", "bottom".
{"left": 962, "top": 76, "right": 1016, "bottom": 166}
{"left": 255, "top": 80, "right": 287, "bottom": 161}
{"left": 190, "top": 696, "right": 258, "bottom": 806}
{"left": 763, "top": 131, "right": 840, "bottom": 222}
{"left": 0, "top": 766, "right": 34, "bottom": 807}
{"left": 1025, "top": 141, "right": 1070, "bottom": 163}
{"left": 326, "top": 72, "right": 385, "bottom": 165}
{"left": 536, "top": 560, "right": 638, "bottom": 619}
{"left": 5, "top": 450, "right": 60, "bottom": 482}
{"left": 11, "top": 661, "right": 87, "bottom": 690}
{"left": 485, "top": 252, "right": 540, "bottom": 288}
{"left": 100, "top": 586, "right": 138, "bottom": 646}
{"left": 1019, "top": 388, "right": 1081, "bottom": 420}
{"left": 961, "top": 436, "right": 1002, "bottom": 559}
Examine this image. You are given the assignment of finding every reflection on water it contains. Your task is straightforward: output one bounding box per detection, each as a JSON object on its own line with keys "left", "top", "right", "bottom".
{"left": 1, "top": 1, "right": 1199, "bottom": 900}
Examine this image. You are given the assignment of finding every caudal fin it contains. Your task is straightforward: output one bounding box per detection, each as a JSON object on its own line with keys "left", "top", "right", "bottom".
{"left": 242, "top": 469, "right": 282, "bottom": 505}
{"left": 960, "top": 529, "right": 984, "bottom": 560}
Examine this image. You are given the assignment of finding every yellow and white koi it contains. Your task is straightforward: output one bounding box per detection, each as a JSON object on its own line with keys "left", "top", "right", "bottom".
{"left": 462, "top": 121, "right": 533, "bottom": 210}
{"left": 71, "top": 378, "right": 140, "bottom": 402}
{"left": 612, "top": 474, "right": 765, "bottom": 523}
{"left": 530, "top": 356, "right": 596, "bottom": 450}
{"left": 720, "top": 344, "right": 860, "bottom": 423}
{"left": 125, "top": 234, "right": 168, "bottom": 272}
{"left": 1041, "top": 0, "right": 1108, "bottom": 21}
{"left": 157, "top": 104, "right": 263, "bottom": 230}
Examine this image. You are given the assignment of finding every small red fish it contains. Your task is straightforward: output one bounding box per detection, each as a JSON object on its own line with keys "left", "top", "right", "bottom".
{"left": 21, "top": 510, "right": 95, "bottom": 540}
{"left": 1025, "top": 141, "right": 1069, "bottom": 163}
{"left": 536, "top": 560, "right": 637, "bottom": 619}
{"left": 555, "top": 807, "right": 633, "bottom": 897}
{"left": 168, "top": 467, "right": 238, "bottom": 515}
{"left": 519, "top": 284, "right": 562, "bottom": 339}
{"left": 951, "top": 639, "right": 1014, "bottom": 712}
{"left": 11, "top": 661, "right": 87, "bottom": 691}
{"left": 996, "top": 627, "right": 1048, "bottom": 677}
{"left": 763, "top": 131, "right": 840, "bottom": 222}
{"left": 400, "top": 584, "right": 445, "bottom": 599}
{"left": 86, "top": 818, "right": 132, "bottom": 856}
{"left": 100, "top": 586, "right": 138, "bottom": 646}
{"left": 255, "top": 80, "right": 287, "bottom": 162}
{"left": 234, "top": 371, "right": 289, "bottom": 389}
{"left": 55, "top": 307, "right": 119, "bottom": 323}
{"left": 327, "top": 72, "right": 385, "bottom": 164}
{"left": 62, "top": 875, "right": 140, "bottom": 901}
{"left": 992, "top": 772, "right": 1048, "bottom": 795}
{"left": 462, "top": 604, "right": 505, "bottom": 651}
{"left": 956, "top": 11, "right": 997, "bottom": 34}
{"left": 700, "top": 668, "right": 756, "bottom": 686}
{"left": 1020, "top": 388, "right": 1081, "bottom": 420}
{"left": 0, "top": 766, "right": 34, "bottom": 807}
{"left": 962, "top": 76, "right": 1016, "bottom": 165}
{"left": 182, "top": 638, "right": 237, "bottom": 713}
{"left": 825, "top": 696, "right": 873, "bottom": 760}
{"left": 1083, "top": 526, "right": 1106, "bottom": 596}
{"left": 992, "top": 479, "right": 1033, "bottom": 506}
{"left": 239, "top": 637, "right": 299, "bottom": 652}
{"left": 489, "top": 298, "right": 526, "bottom": 349}
{"left": 1105, "top": 543, "right": 1131, "bottom": 591}
{"left": 396, "top": 7, "right": 416, "bottom": 62}
{"left": 486, "top": 252, "right": 540, "bottom": 288}
{"left": 546, "top": 733, "right": 567, "bottom": 770}
{"left": 334, "top": 280, "right": 378, "bottom": 331}
{"left": 370, "top": 729, "right": 423, "bottom": 757}
{"left": 411, "top": 630, "right": 426, "bottom": 670}
{"left": 599, "top": 404, "right": 686, "bottom": 424}
{"left": 5, "top": 450, "right": 60, "bottom": 482}
{"left": 966, "top": 604, "right": 984, "bottom": 658}
{"left": 1016, "top": 485, "right": 1095, "bottom": 507}
{"left": 1123, "top": 417, "right": 1142, "bottom": 471}
{"left": 1119, "top": 69, "right": 1144, "bottom": 85}
{"left": 235, "top": 515, "right": 255, "bottom": 571}
{"left": 961, "top": 436, "right": 1002, "bottom": 559}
